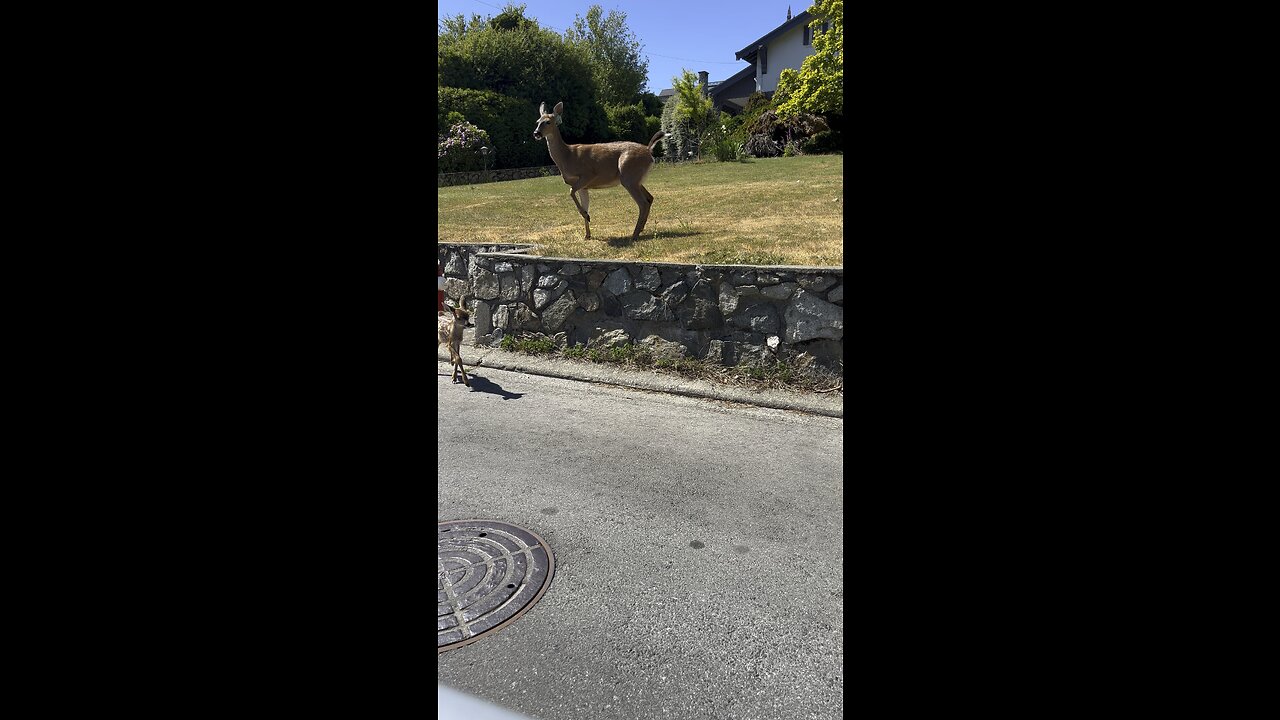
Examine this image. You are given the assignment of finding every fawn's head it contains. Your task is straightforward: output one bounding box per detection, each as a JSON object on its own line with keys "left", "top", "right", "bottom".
{"left": 447, "top": 299, "right": 474, "bottom": 328}
{"left": 532, "top": 101, "right": 564, "bottom": 141}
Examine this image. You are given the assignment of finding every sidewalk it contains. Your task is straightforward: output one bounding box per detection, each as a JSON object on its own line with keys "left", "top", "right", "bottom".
{"left": 438, "top": 327, "right": 843, "bottom": 418}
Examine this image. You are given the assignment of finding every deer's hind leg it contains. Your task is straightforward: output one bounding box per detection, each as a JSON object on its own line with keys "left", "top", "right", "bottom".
{"left": 624, "top": 182, "right": 653, "bottom": 242}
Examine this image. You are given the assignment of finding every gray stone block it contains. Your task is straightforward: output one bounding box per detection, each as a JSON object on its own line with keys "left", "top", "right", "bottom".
{"left": 784, "top": 289, "right": 843, "bottom": 343}
{"left": 621, "top": 290, "right": 666, "bottom": 321}
{"left": 473, "top": 300, "right": 492, "bottom": 337}
{"left": 718, "top": 283, "right": 740, "bottom": 315}
{"left": 499, "top": 273, "right": 521, "bottom": 301}
{"left": 445, "top": 251, "right": 467, "bottom": 277}
{"left": 533, "top": 280, "right": 568, "bottom": 310}
{"left": 798, "top": 274, "right": 838, "bottom": 292}
{"left": 761, "top": 282, "right": 798, "bottom": 300}
{"left": 473, "top": 268, "right": 500, "bottom": 300}
{"left": 677, "top": 296, "right": 723, "bottom": 330}
{"left": 729, "top": 302, "right": 779, "bottom": 335}
{"left": 635, "top": 265, "right": 661, "bottom": 291}
{"left": 541, "top": 292, "right": 577, "bottom": 332}
{"left": 444, "top": 277, "right": 468, "bottom": 299}
{"left": 492, "top": 304, "right": 510, "bottom": 329}
{"left": 603, "top": 267, "right": 632, "bottom": 296}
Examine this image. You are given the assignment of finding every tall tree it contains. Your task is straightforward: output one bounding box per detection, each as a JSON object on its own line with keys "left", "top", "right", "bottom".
{"left": 564, "top": 5, "right": 649, "bottom": 106}
{"left": 774, "top": 0, "right": 843, "bottom": 118}
{"left": 661, "top": 70, "right": 716, "bottom": 159}
{"left": 438, "top": 3, "right": 610, "bottom": 168}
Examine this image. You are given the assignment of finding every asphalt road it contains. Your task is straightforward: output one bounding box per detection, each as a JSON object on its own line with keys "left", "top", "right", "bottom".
{"left": 437, "top": 362, "right": 844, "bottom": 720}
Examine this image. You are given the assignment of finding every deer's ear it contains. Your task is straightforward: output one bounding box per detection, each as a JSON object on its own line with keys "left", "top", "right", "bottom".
{"left": 539, "top": 102, "right": 546, "bottom": 116}
{"left": 553, "top": 101, "right": 564, "bottom": 116}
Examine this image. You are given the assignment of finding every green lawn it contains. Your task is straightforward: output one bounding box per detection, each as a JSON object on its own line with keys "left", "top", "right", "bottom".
{"left": 437, "top": 155, "right": 843, "bottom": 267}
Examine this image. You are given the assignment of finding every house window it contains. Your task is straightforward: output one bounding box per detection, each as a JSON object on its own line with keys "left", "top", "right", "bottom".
{"left": 822, "top": 21, "right": 829, "bottom": 34}
{"left": 760, "top": 46, "right": 767, "bottom": 75}
{"left": 803, "top": 26, "right": 810, "bottom": 45}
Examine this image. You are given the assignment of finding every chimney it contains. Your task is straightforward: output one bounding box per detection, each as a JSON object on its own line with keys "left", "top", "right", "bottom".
{"left": 698, "top": 70, "right": 709, "bottom": 96}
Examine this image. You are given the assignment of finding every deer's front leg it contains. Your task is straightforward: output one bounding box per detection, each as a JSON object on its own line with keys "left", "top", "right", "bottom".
{"left": 569, "top": 187, "right": 591, "bottom": 240}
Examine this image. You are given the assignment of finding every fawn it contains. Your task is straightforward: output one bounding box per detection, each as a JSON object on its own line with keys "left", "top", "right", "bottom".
{"left": 438, "top": 301, "right": 474, "bottom": 386}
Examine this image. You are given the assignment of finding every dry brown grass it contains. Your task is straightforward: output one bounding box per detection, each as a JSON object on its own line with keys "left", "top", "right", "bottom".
{"left": 438, "top": 155, "right": 843, "bottom": 267}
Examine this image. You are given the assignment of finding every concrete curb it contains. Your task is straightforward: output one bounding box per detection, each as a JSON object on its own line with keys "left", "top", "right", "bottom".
{"left": 438, "top": 340, "right": 843, "bottom": 419}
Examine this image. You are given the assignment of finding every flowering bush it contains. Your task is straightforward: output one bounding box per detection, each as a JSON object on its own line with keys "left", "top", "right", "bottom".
{"left": 437, "top": 121, "right": 492, "bottom": 173}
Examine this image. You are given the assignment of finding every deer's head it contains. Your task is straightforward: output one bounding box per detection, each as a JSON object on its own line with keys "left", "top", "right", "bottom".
{"left": 532, "top": 101, "right": 564, "bottom": 141}
{"left": 449, "top": 294, "right": 475, "bottom": 328}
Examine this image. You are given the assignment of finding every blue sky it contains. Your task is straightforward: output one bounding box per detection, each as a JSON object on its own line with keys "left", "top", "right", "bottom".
{"left": 437, "top": 0, "right": 809, "bottom": 94}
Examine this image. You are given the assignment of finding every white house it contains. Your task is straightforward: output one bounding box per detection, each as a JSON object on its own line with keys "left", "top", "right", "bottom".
{"left": 657, "top": 7, "right": 829, "bottom": 115}
{"left": 734, "top": 8, "right": 827, "bottom": 95}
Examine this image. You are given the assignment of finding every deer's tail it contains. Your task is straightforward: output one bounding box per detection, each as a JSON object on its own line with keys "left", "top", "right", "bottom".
{"left": 647, "top": 131, "right": 666, "bottom": 150}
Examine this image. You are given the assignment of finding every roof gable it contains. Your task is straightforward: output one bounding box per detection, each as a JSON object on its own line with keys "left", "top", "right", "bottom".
{"left": 735, "top": 10, "right": 813, "bottom": 61}
{"left": 708, "top": 63, "right": 757, "bottom": 98}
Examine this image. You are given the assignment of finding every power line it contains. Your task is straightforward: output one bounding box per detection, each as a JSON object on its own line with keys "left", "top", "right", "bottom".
{"left": 647, "top": 53, "right": 742, "bottom": 64}
{"left": 446, "top": 1, "right": 747, "bottom": 69}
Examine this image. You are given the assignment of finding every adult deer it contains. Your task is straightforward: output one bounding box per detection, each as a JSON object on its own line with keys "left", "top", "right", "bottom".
{"left": 533, "top": 101, "right": 665, "bottom": 243}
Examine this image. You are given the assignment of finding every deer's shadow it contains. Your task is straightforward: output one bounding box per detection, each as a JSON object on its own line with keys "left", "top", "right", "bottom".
{"left": 465, "top": 375, "right": 524, "bottom": 400}
{"left": 605, "top": 229, "right": 703, "bottom": 248}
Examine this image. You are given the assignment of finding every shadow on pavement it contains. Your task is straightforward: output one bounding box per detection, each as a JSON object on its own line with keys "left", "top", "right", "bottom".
{"left": 466, "top": 375, "right": 524, "bottom": 400}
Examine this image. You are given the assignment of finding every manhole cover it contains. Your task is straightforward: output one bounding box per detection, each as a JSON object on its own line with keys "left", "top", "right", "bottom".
{"left": 438, "top": 520, "right": 554, "bottom": 653}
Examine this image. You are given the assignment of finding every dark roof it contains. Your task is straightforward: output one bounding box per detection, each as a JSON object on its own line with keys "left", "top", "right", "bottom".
{"left": 734, "top": 10, "right": 812, "bottom": 63}
{"left": 708, "top": 63, "right": 757, "bottom": 98}
{"left": 658, "top": 88, "right": 675, "bottom": 97}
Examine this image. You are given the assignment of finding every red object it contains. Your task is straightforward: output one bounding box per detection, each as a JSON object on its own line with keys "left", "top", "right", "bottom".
{"left": 438, "top": 260, "right": 445, "bottom": 313}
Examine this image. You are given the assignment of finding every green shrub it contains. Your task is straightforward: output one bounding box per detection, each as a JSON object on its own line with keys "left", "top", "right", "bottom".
{"left": 605, "top": 101, "right": 648, "bottom": 143}
{"left": 745, "top": 109, "right": 829, "bottom": 147}
{"left": 440, "top": 111, "right": 467, "bottom": 135}
{"left": 801, "top": 129, "right": 842, "bottom": 154}
{"left": 707, "top": 135, "right": 740, "bottom": 162}
{"left": 730, "top": 92, "right": 773, "bottom": 148}
{"left": 645, "top": 115, "right": 663, "bottom": 157}
{"left": 438, "top": 87, "right": 544, "bottom": 170}
{"left": 500, "top": 333, "right": 555, "bottom": 354}
{"left": 743, "top": 133, "right": 781, "bottom": 158}
{"left": 438, "top": 122, "right": 492, "bottom": 173}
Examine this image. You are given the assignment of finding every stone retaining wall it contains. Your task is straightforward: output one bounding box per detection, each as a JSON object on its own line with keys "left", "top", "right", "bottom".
{"left": 436, "top": 244, "right": 843, "bottom": 370}
{"left": 438, "top": 166, "right": 562, "bottom": 187}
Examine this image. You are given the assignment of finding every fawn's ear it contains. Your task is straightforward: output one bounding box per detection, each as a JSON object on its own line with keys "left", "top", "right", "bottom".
{"left": 539, "top": 102, "right": 547, "bottom": 116}
{"left": 553, "top": 101, "right": 564, "bottom": 116}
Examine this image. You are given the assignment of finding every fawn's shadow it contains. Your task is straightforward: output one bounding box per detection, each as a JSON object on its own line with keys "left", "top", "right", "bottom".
{"left": 605, "top": 229, "right": 703, "bottom": 248}
{"left": 466, "top": 375, "right": 524, "bottom": 400}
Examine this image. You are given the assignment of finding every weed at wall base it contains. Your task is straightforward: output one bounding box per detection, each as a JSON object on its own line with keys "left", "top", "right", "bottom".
{"left": 499, "top": 333, "right": 842, "bottom": 395}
